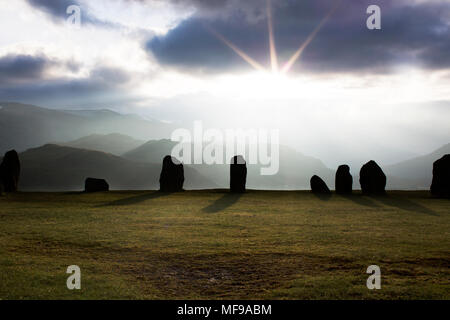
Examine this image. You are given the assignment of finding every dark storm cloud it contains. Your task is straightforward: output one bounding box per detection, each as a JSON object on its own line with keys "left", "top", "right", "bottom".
{"left": 27, "top": 0, "right": 77, "bottom": 18}
{"left": 0, "top": 54, "right": 81, "bottom": 85}
{"left": 148, "top": 17, "right": 270, "bottom": 72}
{"left": 145, "top": 0, "right": 450, "bottom": 74}
{"left": 0, "top": 53, "right": 132, "bottom": 106}
{"left": 0, "top": 65, "right": 130, "bottom": 97}
{"left": 0, "top": 54, "right": 51, "bottom": 84}
{"left": 0, "top": 75, "right": 131, "bottom": 107}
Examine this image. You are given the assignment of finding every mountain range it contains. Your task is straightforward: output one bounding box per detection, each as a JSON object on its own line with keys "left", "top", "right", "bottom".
{"left": 17, "top": 144, "right": 217, "bottom": 191}
{"left": 0, "top": 102, "right": 448, "bottom": 191}
{"left": 0, "top": 102, "right": 174, "bottom": 155}
{"left": 385, "top": 143, "right": 450, "bottom": 189}
{"left": 13, "top": 139, "right": 334, "bottom": 191}
{"left": 59, "top": 133, "right": 144, "bottom": 156}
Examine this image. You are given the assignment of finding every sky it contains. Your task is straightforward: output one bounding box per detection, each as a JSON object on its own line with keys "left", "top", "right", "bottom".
{"left": 0, "top": 0, "right": 449, "bottom": 167}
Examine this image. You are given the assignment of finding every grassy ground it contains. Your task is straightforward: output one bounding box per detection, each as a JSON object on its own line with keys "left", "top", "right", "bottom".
{"left": 0, "top": 190, "right": 449, "bottom": 300}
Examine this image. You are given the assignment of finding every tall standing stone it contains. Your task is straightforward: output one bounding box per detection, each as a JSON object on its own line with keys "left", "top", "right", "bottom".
{"left": 0, "top": 150, "right": 20, "bottom": 192}
{"left": 430, "top": 154, "right": 450, "bottom": 198}
{"left": 230, "top": 155, "right": 247, "bottom": 193}
{"left": 84, "top": 178, "right": 109, "bottom": 192}
{"left": 359, "top": 160, "right": 386, "bottom": 195}
{"left": 159, "top": 155, "right": 184, "bottom": 192}
{"left": 335, "top": 165, "right": 353, "bottom": 194}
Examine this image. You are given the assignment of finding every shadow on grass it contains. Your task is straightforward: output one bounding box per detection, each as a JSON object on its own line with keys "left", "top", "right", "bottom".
{"left": 372, "top": 194, "right": 438, "bottom": 216}
{"left": 202, "top": 192, "right": 242, "bottom": 213}
{"left": 98, "top": 191, "right": 170, "bottom": 207}
{"left": 63, "top": 191, "right": 85, "bottom": 195}
{"left": 340, "top": 194, "right": 380, "bottom": 208}
{"left": 312, "top": 192, "right": 332, "bottom": 201}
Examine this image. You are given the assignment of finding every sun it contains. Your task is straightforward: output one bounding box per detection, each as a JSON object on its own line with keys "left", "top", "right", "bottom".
{"left": 213, "top": 71, "right": 310, "bottom": 101}
{"left": 240, "top": 72, "right": 299, "bottom": 99}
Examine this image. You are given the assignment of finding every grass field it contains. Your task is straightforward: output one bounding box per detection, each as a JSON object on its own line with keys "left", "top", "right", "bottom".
{"left": 0, "top": 190, "right": 449, "bottom": 300}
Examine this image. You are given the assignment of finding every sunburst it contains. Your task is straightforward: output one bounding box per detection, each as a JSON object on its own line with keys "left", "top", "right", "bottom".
{"left": 209, "top": 0, "right": 340, "bottom": 74}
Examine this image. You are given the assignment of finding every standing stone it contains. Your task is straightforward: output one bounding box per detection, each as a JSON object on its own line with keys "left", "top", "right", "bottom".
{"left": 430, "top": 154, "right": 450, "bottom": 198}
{"left": 0, "top": 150, "right": 20, "bottom": 192}
{"left": 359, "top": 160, "right": 386, "bottom": 195}
{"left": 159, "top": 155, "right": 184, "bottom": 192}
{"left": 230, "top": 155, "right": 247, "bottom": 193}
{"left": 85, "top": 178, "right": 109, "bottom": 192}
{"left": 310, "top": 175, "right": 331, "bottom": 194}
{"left": 335, "top": 165, "right": 353, "bottom": 194}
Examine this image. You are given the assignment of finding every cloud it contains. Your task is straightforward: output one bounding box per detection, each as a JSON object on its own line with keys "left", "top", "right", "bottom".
{"left": 0, "top": 54, "right": 82, "bottom": 85}
{"left": 0, "top": 53, "right": 133, "bottom": 107}
{"left": 0, "top": 71, "right": 132, "bottom": 107}
{"left": 145, "top": 0, "right": 450, "bottom": 74}
{"left": 0, "top": 54, "right": 51, "bottom": 84}
{"left": 26, "top": 0, "right": 77, "bottom": 19}
{"left": 147, "top": 18, "right": 269, "bottom": 72}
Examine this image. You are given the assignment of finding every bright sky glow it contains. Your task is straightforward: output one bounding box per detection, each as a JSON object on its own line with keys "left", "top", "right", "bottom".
{"left": 0, "top": 0, "right": 449, "bottom": 165}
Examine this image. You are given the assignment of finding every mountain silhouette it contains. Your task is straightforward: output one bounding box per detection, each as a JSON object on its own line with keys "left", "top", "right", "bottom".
{"left": 59, "top": 133, "right": 144, "bottom": 156}
{"left": 123, "top": 139, "right": 177, "bottom": 162}
{"left": 0, "top": 102, "right": 174, "bottom": 154}
{"left": 123, "top": 140, "right": 334, "bottom": 190}
{"left": 385, "top": 143, "right": 450, "bottom": 189}
{"left": 17, "top": 144, "right": 216, "bottom": 191}
{"left": 2, "top": 103, "right": 448, "bottom": 191}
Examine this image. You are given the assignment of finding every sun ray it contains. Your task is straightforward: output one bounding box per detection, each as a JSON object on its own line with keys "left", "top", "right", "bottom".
{"left": 207, "top": 1, "right": 340, "bottom": 74}
{"left": 207, "top": 26, "right": 266, "bottom": 72}
{"left": 281, "top": 1, "right": 341, "bottom": 74}
{"left": 267, "top": 0, "right": 278, "bottom": 73}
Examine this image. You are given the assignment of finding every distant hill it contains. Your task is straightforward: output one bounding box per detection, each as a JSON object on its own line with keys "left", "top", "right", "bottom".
{"left": 123, "top": 139, "right": 177, "bottom": 162}
{"left": 13, "top": 142, "right": 449, "bottom": 191}
{"left": 18, "top": 144, "right": 217, "bottom": 191}
{"left": 5, "top": 100, "right": 446, "bottom": 191}
{"left": 124, "top": 140, "right": 335, "bottom": 189}
{"left": 385, "top": 143, "right": 450, "bottom": 189}
{"left": 0, "top": 102, "right": 174, "bottom": 154}
{"left": 59, "top": 133, "right": 144, "bottom": 155}
{"left": 188, "top": 143, "right": 448, "bottom": 190}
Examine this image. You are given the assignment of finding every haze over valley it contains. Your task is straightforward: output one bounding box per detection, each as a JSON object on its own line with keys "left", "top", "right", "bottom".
{"left": 1, "top": 102, "right": 448, "bottom": 191}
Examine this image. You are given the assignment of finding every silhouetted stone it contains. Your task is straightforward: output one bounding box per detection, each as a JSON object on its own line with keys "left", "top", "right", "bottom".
{"left": 230, "top": 155, "right": 247, "bottom": 193}
{"left": 310, "top": 175, "right": 331, "bottom": 194}
{"left": 159, "top": 155, "right": 184, "bottom": 192}
{"left": 85, "top": 178, "right": 109, "bottom": 192}
{"left": 335, "top": 165, "right": 353, "bottom": 194}
{"left": 430, "top": 154, "right": 450, "bottom": 198}
{"left": 0, "top": 150, "right": 20, "bottom": 192}
{"left": 359, "top": 160, "right": 386, "bottom": 195}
